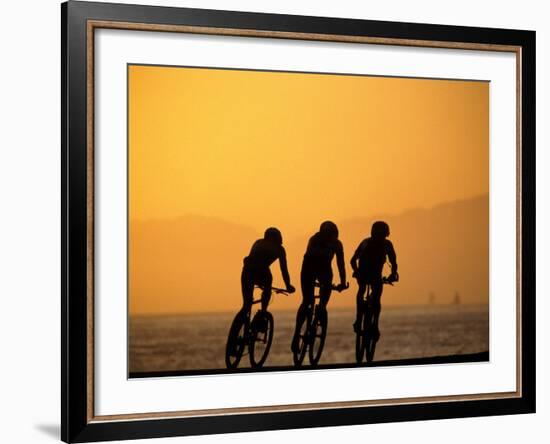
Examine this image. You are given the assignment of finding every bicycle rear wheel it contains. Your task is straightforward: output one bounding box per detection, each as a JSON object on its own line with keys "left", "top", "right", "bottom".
{"left": 308, "top": 307, "right": 327, "bottom": 366}
{"left": 225, "top": 312, "right": 248, "bottom": 369}
{"left": 249, "top": 310, "right": 274, "bottom": 368}
{"left": 292, "top": 309, "right": 312, "bottom": 367}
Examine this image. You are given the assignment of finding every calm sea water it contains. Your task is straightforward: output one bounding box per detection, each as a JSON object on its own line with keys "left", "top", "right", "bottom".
{"left": 129, "top": 305, "right": 488, "bottom": 373}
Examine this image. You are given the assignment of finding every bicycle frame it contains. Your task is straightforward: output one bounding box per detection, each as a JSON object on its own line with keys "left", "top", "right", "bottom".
{"left": 292, "top": 281, "right": 348, "bottom": 367}
{"left": 355, "top": 276, "right": 395, "bottom": 363}
{"left": 249, "top": 285, "right": 289, "bottom": 305}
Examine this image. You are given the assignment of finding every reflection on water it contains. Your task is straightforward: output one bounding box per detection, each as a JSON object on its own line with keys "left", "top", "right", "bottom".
{"left": 129, "top": 305, "right": 489, "bottom": 373}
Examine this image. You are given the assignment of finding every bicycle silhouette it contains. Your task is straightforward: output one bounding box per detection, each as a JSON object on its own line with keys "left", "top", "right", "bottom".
{"left": 225, "top": 285, "right": 289, "bottom": 369}
{"left": 292, "top": 281, "right": 349, "bottom": 367}
{"left": 355, "top": 276, "right": 395, "bottom": 364}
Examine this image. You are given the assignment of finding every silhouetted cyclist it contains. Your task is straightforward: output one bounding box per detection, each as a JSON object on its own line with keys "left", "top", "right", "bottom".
{"left": 241, "top": 227, "right": 295, "bottom": 315}
{"left": 291, "top": 221, "right": 347, "bottom": 352}
{"left": 350, "top": 221, "right": 399, "bottom": 339}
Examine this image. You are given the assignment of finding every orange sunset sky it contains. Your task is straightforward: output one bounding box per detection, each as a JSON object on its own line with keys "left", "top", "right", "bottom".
{"left": 128, "top": 65, "right": 489, "bottom": 315}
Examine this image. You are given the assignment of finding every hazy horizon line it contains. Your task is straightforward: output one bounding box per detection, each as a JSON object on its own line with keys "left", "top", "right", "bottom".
{"left": 129, "top": 301, "right": 490, "bottom": 318}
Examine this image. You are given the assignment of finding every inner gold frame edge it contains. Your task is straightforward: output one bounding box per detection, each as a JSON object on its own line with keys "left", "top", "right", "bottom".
{"left": 85, "top": 19, "right": 523, "bottom": 423}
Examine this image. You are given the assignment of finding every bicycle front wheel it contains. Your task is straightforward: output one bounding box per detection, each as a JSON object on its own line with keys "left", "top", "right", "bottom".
{"left": 225, "top": 312, "right": 248, "bottom": 369}
{"left": 355, "top": 310, "right": 368, "bottom": 364}
{"left": 365, "top": 312, "right": 378, "bottom": 363}
{"left": 249, "top": 310, "right": 274, "bottom": 368}
{"left": 292, "top": 309, "right": 312, "bottom": 367}
{"left": 308, "top": 307, "right": 327, "bottom": 366}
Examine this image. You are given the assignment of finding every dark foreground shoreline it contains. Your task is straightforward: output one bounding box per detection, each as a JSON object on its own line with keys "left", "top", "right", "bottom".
{"left": 129, "top": 351, "right": 489, "bottom": 379}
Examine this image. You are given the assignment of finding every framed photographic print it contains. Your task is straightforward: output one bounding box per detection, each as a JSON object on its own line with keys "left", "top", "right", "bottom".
{"left": 61, "top": 1, "right": 536, "bottom": 442}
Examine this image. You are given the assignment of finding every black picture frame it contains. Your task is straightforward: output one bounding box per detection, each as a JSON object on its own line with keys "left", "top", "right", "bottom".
{"left": 62, "top": 1, "right": 536, "bottom": 442}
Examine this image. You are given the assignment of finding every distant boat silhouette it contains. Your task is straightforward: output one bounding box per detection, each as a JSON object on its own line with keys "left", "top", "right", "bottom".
{"left": 452, "top": 291, "right": 461, "bottom": 305}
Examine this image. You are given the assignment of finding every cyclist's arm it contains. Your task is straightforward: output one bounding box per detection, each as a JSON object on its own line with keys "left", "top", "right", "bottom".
{"left": 336, "top": 241, "right": 346, "bottom": 285}
{"left": 387, "top": 241, "right": 398, "bottom": 273}
{"left": 278, "top": 247, "right": 292, "bottom": 288}
{"left": 350, "top": 241, "right": 363, "bottom": 273}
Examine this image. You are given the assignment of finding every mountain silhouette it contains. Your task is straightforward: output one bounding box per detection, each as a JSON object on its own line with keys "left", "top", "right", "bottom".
{"left": 130, "top": 194, "right": 488, "bottom": 314}
{"left": 285, "top": 194, "right": 488, "bottom": 309}
{"left": 129, "top": 215, "right": 259, "bottom": 314}
{"left": 343, "top": 193, "right": 488, "bottom": 306}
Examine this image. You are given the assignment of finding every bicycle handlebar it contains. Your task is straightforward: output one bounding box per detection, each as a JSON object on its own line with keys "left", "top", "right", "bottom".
{"left": 381, "top": 276, "right": 398, "bottom": 286}
{"left": 255, "top": 285, "right": 290, "bottom": 295}
{"left": 313, "top": 282, "right": 350, "bottom": 292}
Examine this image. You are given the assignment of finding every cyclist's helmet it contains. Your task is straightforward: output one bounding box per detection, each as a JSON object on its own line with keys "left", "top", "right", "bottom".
{"left": 371, "top": 221, "right": 390, "bottom": 239}
{"left": 264, "top": 227, "right": 283, "bottom": 245}
{"left": 319, "top": 220, "right": 339, "bottom": 240}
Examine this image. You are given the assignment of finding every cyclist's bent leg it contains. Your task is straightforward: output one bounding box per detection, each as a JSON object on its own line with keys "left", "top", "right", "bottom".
{"left": 318, "top": 284, "right": 332, "bottom": 311}
{"left": 354, "top": 278, "right": 367, "bottom": 332}
{"left": 368, "top": 279, "right": 383, "bottom": 339}
{"left": 294, "top": 298, "right": 312, "bottom": 329}
{"left": 259, "top": 269, "right": 273, "bottom": 312}
{"left": 227, "top": 266, "right": 253, "bottom": 357}
{"left": 318, "top": 269, "right": 333, "bottom": 310}
{"left": 292, "top": 271, "right": 315, "bottom": 351}
{"left": 240, "top": 266, "right": 255, "bottom": 316}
